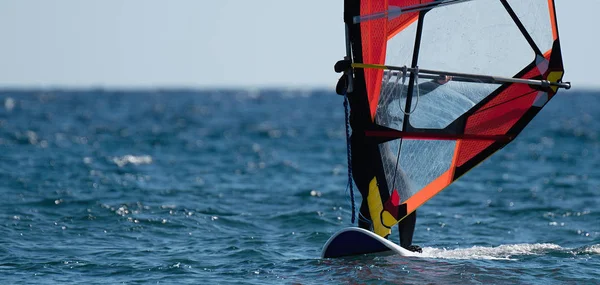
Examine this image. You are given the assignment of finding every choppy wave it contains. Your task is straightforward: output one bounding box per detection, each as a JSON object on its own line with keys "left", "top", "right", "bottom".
{"left": 1, "top": 89, "right": 599, "bottom": 284}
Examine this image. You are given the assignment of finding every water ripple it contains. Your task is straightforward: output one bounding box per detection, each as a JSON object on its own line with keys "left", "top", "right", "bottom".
{"left": 0, "top": 89, "right": 599, "bottom": 284}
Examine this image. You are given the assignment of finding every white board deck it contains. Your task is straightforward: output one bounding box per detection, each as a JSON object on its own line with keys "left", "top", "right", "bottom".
{"left": 322, "top": 227, "right": 420, "bottom": 258}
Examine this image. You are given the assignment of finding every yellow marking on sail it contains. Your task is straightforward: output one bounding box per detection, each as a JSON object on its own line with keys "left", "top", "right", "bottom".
{"left": 381, "top": 211, "right": 398, "bottom": 228}
{"left": 547, "top": 71, "right": 564, "bottom": 92}
{"left": 367, "top": 177, "right": 399, "bottom": 238}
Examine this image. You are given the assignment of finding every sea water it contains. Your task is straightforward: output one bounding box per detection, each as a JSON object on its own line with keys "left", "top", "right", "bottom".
{"left": 0, "top": 89, "right": 598, "bottom": 284}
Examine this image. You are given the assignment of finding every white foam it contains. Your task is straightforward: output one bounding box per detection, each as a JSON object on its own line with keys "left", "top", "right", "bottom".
{"left": 420, "top": 243, "right": 562, "bottom": 260}
{"left": 112, "top": 155, "right": 153, "bottom": 167}
{"left": 4, "top": 97, "right": 15, "bottom": 111}
{"left": 580, "top": 244, "right": 600, "bottom": 255}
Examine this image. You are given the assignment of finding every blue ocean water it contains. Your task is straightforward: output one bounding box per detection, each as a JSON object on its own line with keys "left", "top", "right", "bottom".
{"left": 0, "top": 88, "right": 599, "bottom": 284}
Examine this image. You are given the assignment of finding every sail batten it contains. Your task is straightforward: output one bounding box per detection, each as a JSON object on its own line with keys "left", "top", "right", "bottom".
{"left": 353, "top": 0, "right": 475, "bottom": 24}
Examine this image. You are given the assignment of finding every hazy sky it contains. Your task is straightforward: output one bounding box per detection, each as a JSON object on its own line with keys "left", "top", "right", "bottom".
{"left": 0, "top": 0, "right": 597, "bottom": 89}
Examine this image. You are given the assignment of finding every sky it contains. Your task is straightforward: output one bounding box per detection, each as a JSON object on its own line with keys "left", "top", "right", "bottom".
{"left": 0, "top": 0, "right": 597, "bottom": 89}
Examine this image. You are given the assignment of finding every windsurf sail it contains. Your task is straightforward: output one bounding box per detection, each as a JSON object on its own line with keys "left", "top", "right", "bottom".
{"left": 336, "top": 0, "right": 570, "bottom": 238}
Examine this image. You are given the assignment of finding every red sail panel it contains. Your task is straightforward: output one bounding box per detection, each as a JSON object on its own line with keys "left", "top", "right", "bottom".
{"left": 360, "top": 0, "right": 431, "bottom": 121}
{"left": 360, "top": 1, "right": 386, "bottom": 121}
{"left": 456, "top": 67, "right": 542, "bottom": 167}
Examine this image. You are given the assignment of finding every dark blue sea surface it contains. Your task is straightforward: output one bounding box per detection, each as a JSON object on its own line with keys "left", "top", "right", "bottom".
{"left": 0, "top": 88, "right": 599, "bottom": 284}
